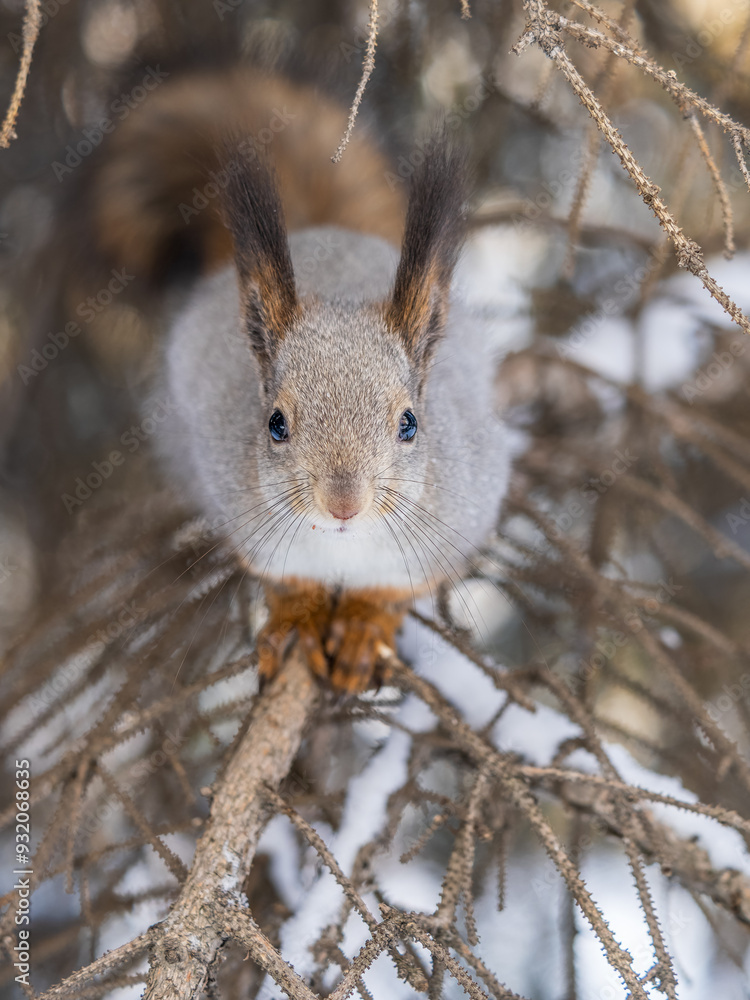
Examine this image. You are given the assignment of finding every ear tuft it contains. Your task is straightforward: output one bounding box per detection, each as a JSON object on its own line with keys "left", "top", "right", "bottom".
{"left": 222, "top": 143, "right": 299, "bottom": 370}
{"left": 385, "top": 134, "right": 467, "bottom": 375}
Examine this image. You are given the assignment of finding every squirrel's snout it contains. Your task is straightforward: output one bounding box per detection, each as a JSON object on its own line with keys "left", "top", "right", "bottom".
{"left": 317, "top": 473, "right": 370, "bottom": 524}
{"left": 328, "top": 502, "right": 360, "bottom": 521}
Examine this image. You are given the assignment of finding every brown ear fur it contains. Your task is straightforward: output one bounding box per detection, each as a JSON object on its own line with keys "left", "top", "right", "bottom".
{"left": 222, "top": 146, "right": 299, "bottom": 375}
{"left": 385, "top": 137, "right": 466, "bottom": 377}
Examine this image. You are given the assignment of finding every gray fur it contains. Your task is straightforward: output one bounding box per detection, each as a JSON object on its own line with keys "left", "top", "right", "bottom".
{"left": 160, "top": 226, "right": 509, "bottom": 592}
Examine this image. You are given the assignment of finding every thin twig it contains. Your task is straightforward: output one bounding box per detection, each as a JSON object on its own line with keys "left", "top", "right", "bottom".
{"left": 35, "top": 931, "right": 153, "bottom": 1000}
{"left": 0, "top": 0, "right": 42, "bottom": 148}
{"left": 333, "top": 0, "right": 379, "bottom": 163}
{"left": 686, "top": 110, "right": 735, "bottom": 259}
{"left": 513, "top": 2, "right": 750, "bottom": 335}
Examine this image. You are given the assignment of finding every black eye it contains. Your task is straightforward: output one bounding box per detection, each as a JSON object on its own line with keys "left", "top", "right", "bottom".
{"left": 269, "top": 409, "right": 289, "bottom": 442}
{"left": 398, "top": 410, "right": 417, "bottom": 441}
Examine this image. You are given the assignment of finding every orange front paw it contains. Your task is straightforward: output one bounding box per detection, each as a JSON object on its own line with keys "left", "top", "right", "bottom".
{"left": 256, "top": 582, "right": 330, "bottom": 685}
{"left": 256, "top": 584, "right": 409, "bottom": 695}
{"left": 325, "top": 595, "right": 406, "bottom": 694}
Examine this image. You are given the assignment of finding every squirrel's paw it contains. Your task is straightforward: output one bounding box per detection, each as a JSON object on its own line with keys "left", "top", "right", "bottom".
{"left": 325, "top": 597, "right": 405, "bottom": 694}
{"left": 256, "top": 583, "right": 330, "bottom": 685}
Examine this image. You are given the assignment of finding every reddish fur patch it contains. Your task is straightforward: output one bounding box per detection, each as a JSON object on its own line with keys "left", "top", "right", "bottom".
{"left": 257, "top": 579, "right": 413, "bottom": 694}
{"left": 90, "top": 69, "right": 404, "bottom": 286}
{"left": 384, "top": 138, "right": 465, "bottom": 376}
{"left": 384, "top": 258, "right": 449, "bottom": 354}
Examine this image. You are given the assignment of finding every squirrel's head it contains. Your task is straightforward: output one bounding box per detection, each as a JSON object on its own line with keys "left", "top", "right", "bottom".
{"left": 223, "top": 138, "right": 465, "bottom": 530}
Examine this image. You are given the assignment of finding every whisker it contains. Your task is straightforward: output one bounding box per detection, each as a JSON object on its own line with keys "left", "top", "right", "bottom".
{"left": 298, "top": 464, "right": 319, "bottom": 484}
{"left": 280, "top": 498, "right": 317, "bottom": 583}
{"left": 379, "top": 476, "right": 484, "bottom": 511}
{"left": 240, "top": 495, "right": 312, "bottom": 574}
{"left": 386, "top": 506, "right": 442, "bottom": 630}
{"left": 257, "top": 500, "right": 312, "bottom": 587}
{"left": 246, "top": 501, "right": 312, "bottom": 633}
{"left": 162, "top": 486, "right": 311, "bottom": 663}
{"left": 92, "top": 488, "right": 299, "bottom": 603}
{"left": 383, "top": 486, "right": 499, "bottom": 573}
{"left": 377, "top": 495, "right": 427, "bottom": 609}
{"left": 225, "top": 503, "right": 307, "bottom": 643}
{"left": 380, "top": 492, "right": 466, "bottom": 623}
{"left": 382, "top": 488, "right": 552, "bottom": 670}
{"left": 383, "top": 518, "right": 417, "bottom": 605}
{"left": 164, "top": 486, "right": 309, "bottom": 591}
{"left": 222, "top": 498, "right": 310, "bottom": 653}
{"left": 170, "top": 562, "right": 241, "bottom": 690}
{"left": 201, "top": 476, "right": 308, "bottom": 500}
{"left": 384, "top": 494, "right": 487, "bottom": 639}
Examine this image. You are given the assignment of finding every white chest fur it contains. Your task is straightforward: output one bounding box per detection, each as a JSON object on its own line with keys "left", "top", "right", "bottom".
{"left": 247, "top": 517, "right": 428, "bottom": 591}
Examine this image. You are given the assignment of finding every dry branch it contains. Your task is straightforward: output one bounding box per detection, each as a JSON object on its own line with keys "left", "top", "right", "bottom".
{"left": 562, "top": 0, "right": 637, "bottom": 277}
{"left": 555, "top": 777, "right": 750, "bottom": 926}
{"left": 513, "top": 0, "right": 750, "bottom": 336}
{"left": 333, "top": 0, "right": 379, "bottom": 163}
{"left": 0, "top": 0, "right": 41, "bottom": 147}
{"left": 686, "top": 111, "right": 735, "bottom": 259}
{"left": 143, "top": 649, "right": 318, "bottom": 1000}
{"left": 388, "top": 657, "right": 653, "bottom": 1000}
{"left": 35, "top": 931, "right": 153, "bottom": 1000}
{"left": 508, "top": 490, "right": 750, "bottom": 797}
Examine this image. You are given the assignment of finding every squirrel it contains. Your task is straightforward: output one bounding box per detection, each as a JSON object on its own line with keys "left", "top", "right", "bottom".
{"left": 79, "top": 67, "right": 510, "bottom": 693}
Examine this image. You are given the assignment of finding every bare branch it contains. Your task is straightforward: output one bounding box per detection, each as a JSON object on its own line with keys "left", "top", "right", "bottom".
{"left": 35, "top": 931, "right": 153, "bottom": 1000}
{"left": 0, "top": 0, "right": 41, "bottom": 148}
{"left": 142, "top": 649, "right": 319, "bottom": 1000}
{"left": 513, "top": 0, "right": 750, "bottom": 335}
{"left": 333, "top": 0, "right": 379, "bottom": 163}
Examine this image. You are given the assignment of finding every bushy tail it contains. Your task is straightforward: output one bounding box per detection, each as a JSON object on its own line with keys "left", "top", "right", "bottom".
{"left": 76, "top": 67, "right": 404, "bottom": 287}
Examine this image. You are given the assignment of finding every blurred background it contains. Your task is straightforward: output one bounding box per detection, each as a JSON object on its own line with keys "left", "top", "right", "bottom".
{"left": 0, "top": 0, "right": 750, "bottom": 998}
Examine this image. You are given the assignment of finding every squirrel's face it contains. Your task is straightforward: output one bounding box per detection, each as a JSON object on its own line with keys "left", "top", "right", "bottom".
{"left": 222, "top": 137, "right": 465, "bottom": 534}
{"left": 258, "top": 304, "right": 429, "bottom": 530}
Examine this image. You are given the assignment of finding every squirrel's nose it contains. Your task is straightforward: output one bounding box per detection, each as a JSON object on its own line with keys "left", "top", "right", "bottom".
{"left": 323, "top": 472, "right": 368, "bottom": 521}
{"left": 328, "top": 503, "right": 360, "bottom": 521}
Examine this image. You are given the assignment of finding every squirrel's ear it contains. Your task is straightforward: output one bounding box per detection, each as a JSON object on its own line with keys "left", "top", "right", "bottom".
{"left": 385, "top": 137, "right": 466, "bottom": 378}
{"left": 222, "top": 149, "right": 299, "bottom": 377}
